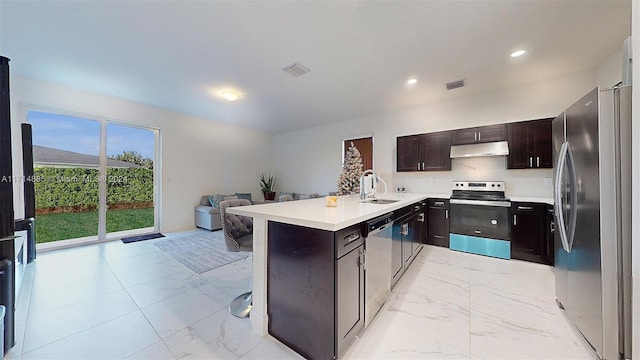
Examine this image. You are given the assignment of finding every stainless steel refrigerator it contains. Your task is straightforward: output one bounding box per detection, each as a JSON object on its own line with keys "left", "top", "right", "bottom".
{"left": 552, "top": 86, "right": 632, "bottom": 360}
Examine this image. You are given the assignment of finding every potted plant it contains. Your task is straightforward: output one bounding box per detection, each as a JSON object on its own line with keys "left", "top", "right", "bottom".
{"left": 259, "top": 173, "right": 276, "bottom": 201}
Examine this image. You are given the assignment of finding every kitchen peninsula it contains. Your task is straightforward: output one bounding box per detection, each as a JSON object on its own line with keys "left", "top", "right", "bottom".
{"left": 227, "top": 192, "right": 432, "bottom": 359}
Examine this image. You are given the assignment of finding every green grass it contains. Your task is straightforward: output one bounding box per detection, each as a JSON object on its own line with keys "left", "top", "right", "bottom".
{"left": 35, "top": 208, "right": 155, "bottom": 244}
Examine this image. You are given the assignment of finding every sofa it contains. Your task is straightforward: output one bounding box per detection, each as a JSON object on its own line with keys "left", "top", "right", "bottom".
{"left": 276, "top": 192, "right": 322, "bottom": 201}
{"left": 195, "top": 193, "right": 253, "bottom": 231}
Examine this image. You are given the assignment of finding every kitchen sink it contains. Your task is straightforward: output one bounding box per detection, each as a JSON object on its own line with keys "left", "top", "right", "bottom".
{"left": 362, "top": 199, "right": 399, "bottom": 204}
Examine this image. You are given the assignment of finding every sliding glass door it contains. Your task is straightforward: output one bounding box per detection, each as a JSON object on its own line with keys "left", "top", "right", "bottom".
{"left": 105, "top": 123, "right": 156, "bottom": 234}
{"left": 28, "top": 110, "right": 159, "bottom": 246}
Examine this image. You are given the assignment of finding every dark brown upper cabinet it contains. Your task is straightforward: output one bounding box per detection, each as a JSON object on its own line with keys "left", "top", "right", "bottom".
{"left": 507, "top": 118, "right": 553, "bottom": 169}
{"left": 397, "top": 131, "right": 451, "bottom": 172}
{"left": 451, "top": 124, "right": 506, "bottom": 145}
{"left": 397, "top": 134, "right": 421, "bottom": 172}
{"left": 422, "top": 131, "right": 451, "bottom": 171}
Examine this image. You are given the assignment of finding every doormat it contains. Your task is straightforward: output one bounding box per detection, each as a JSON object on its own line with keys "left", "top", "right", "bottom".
{"left": 121, "top": 233, "right": 165, "bottom": 244}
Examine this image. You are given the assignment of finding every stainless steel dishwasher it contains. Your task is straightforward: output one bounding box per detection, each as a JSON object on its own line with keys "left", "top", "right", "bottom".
{"left": 364, "top": 213, "right": 394, "bottom": 327}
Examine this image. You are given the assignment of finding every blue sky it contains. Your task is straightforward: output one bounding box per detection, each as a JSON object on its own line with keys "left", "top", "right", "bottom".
{"left": 28, "top": 111, "right": 155, "bottom": 159}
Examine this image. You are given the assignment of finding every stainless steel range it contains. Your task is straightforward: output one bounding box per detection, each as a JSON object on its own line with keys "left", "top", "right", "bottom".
{"left": 449, "top": 181, "right": 511, "bottom": 259}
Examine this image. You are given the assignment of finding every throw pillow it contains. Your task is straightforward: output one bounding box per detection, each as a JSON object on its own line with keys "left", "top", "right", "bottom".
{"left": 235, "top": 193, "right": 252, "bottom": 202}
{"left": 223, "top": 195, "right": 238, "bottom": 201}
{"left": 208, "top": 194, "right": 225, "bottom": 208}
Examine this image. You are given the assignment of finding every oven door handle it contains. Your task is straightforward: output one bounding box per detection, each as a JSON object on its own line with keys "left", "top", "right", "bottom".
{"left": 449, "top": 199, "right": 511, "bottom": 207}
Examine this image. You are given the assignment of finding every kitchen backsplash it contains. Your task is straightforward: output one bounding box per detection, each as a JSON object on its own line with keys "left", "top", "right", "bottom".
{"left": 392, "top": 156, "right": 553, "bottom": 198}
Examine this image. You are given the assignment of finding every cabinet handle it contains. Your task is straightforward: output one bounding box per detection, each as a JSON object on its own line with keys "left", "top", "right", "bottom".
{"left": 536, "top": 157, "right": 540, "bottom": 167}
{"left": 478, "top": 131, "right": 481, "bottom": 141}
{"left": 529, "top": 157, "right": 533, "bottom": 167}
{"left": 474, "top": 132, "right": 478, "bottom": 141}
{"left": 517, "top": 206, "right": 533, "bottom": 211}
{"left": 359, "top": 249, "right": 366, "bottom": 269}
{"left": 434, "top": 201, "right": 444, "bottom": 206}
{"left": 344, "top": 232, "right": 360, "bottom": 244}
{"left": 417, "top": 162, "right": 420, "bottom": 171}
{"left": 550, "top": 221, "right": 555, "bottom": 233}
{"left": 418, "top": 213, "right": 425, "bottom": 222}
{"left": 445, "top": 209, "right": 449, "bottom": 219}
{"left": 474, "top": 230, "right": 482, "bottom": 234}
{"left": 513, "top": 214, "right": 517, "bottom": 226}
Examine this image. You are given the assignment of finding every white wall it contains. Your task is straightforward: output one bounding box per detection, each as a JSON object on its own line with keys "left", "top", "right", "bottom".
{"left": 273, "top": 71, "right": 596, "bottom": 199}
{"left": 595, "top": 46, "right": 624, "bottom": 89}
{"left": 631, "top": 1, "right": 639, "bottom": 357}
{"left": 10, "top": 75, "right": 273, "bottom": 232}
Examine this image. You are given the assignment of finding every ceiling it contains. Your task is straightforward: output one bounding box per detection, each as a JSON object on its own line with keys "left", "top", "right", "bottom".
{"left": 0, "top": 1, "right": 631, "bottom": 134}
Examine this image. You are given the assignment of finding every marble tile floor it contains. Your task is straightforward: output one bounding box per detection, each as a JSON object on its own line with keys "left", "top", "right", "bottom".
{"left": 5, "top": 229, "right": 595, "bottom": 359}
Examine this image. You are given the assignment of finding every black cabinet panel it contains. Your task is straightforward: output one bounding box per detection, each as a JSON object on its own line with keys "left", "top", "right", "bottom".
{"left": 507, "top": 118, "right": 553, "bottom": 169}
{"left": 392, "top": 203, "right": 424, "bottom": 287}
{"left": 507, "top": 122, "right": 530, "bottom": 168}
{"left": 426, "top": 199, "right": 449, "bottom": 247}
{"left": 452, "top": 125, "right": 506, "bottom": 145}
{"left": 336, "top": 245, "right": 364, "bottom": 357}
{"left": 451, "top": 128, "right": 478, "bottom": 145}
{"left": 268, "top": 222, "right": 335, "bottom": 360}
{"left": 478, "top": 124, "right": 507, "bottom": 143}
{"left": 545, "top": 205, "right": 555, "bottom": 265}
{"left": 422, "top": 131, "right": 451, "bottom": 171}
{"left": 397, "top": 135, "right": 421, "bottom": 172}
{"left": 391, "top": 217, "right": 406, "bottom": 287}
{"left": 533, "top": 120, "right": 553, "bottom": 168}
{"left": 397, "top": 132, "right": 450, "bottom": 172}
{"left": 268, "top": 221, "right": 366, "bottom": 359}
{"left": 511, "top": 202, "right": 549, "bottom": 264}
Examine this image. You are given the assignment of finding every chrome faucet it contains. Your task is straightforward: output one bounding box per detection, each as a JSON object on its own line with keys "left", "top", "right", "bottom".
{"left": 360, "top": 169, "right": 376, "bottom": 201}
{"left": 360, "top": 169, "right": 388, "bottom": 201}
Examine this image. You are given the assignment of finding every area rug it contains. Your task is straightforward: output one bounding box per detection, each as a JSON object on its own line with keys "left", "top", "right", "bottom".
{"left": 121, "top": 233, "right": 165, "bottom": 244}
{"left": 153, "top": 230, "right": 248, "bottom": 274}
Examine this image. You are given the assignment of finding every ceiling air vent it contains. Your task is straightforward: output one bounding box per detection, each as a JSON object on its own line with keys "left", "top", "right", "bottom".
{"left": 446, "top": 79, "right": 465, "bottom": 91}
{"left": 282, "top": 62, "right": 311, "bottom": 77}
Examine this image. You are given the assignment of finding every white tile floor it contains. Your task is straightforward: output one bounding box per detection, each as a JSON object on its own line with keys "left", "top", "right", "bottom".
{"left": 5, "top": 229, "right": 596, "bottom": 359}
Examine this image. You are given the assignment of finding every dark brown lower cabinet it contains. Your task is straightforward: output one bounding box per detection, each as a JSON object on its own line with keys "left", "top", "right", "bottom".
{"left": 268, "top": 221, "right": 364, "bottom": 359}
{"left": 391, "top": 203, "right": 424, "bottom": 288}
{"left": 426, "top": 199, "right": 449, "bottom": 247}
{"left": 545, "top": 205, "right": 555, "bottom": 265}
{"left": 511, "top": 202, "right": 551, "bottom": 265}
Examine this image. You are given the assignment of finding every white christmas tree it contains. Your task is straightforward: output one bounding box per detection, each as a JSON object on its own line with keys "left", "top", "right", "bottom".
{"left": 337, "top": 142, "right": 364, "bottom": 195}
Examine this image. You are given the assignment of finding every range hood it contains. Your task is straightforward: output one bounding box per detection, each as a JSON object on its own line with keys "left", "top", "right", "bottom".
{"left": 450, "top": 141, "right": 509, "bottom": 158}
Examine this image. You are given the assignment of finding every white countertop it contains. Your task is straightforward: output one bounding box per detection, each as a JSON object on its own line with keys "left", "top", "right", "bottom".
{"left": 227, "top": 193, "right": 430, "bottom": 231}
{"left": 509, "top": 196, "right": 554, "bottom": 205}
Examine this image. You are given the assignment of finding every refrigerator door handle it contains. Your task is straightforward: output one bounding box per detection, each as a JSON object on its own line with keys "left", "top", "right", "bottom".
{"left": 565, "top": 143, "right": 578, "bottom": 252}
{"left": 554, "top": 142, "right": 571, "bottom": 252}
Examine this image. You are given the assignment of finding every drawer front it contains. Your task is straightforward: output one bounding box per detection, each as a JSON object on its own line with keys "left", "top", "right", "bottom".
{"left": 335, "top": 225, "right": 364, "bottom": 259}
{"left": 428, "top": 198, "right": 449, "bottom": 209}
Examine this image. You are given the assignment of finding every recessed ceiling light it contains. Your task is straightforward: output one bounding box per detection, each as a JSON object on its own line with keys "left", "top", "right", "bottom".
{"left": 510, "top": 50, "right": 526, "bottom": 58}
{"left": 407, "top": 78, "right": 417, "bottom": 85}
{"left": 221, "top": 91, "right": 240, "bottom": 101}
